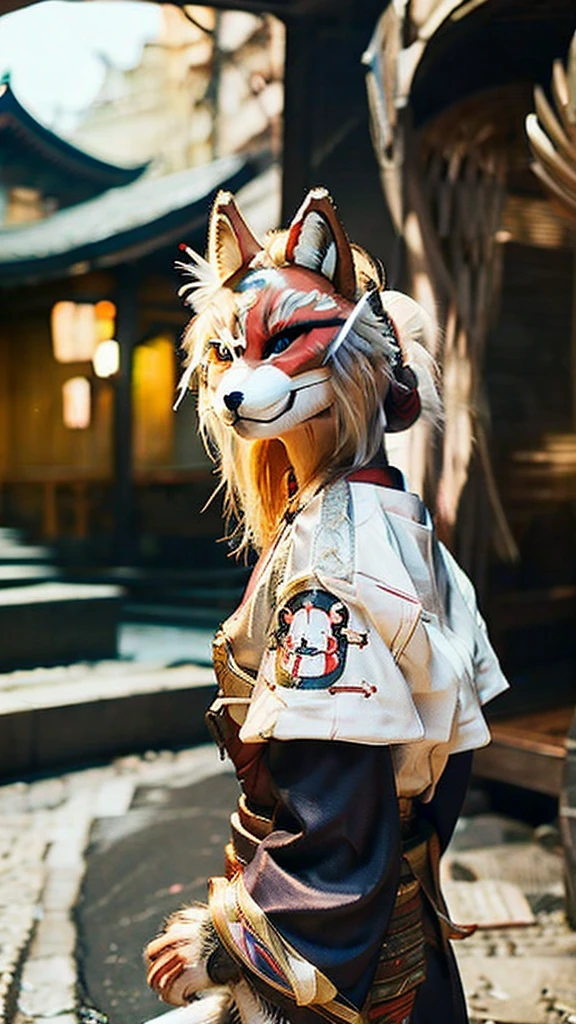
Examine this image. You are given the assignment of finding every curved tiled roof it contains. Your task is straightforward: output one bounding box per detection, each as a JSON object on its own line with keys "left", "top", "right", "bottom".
{"left": 0, "top": 76, "right": 148, "bottom": 194}
{"left": 0, "top": 153, "right": 259, "bottom": 283}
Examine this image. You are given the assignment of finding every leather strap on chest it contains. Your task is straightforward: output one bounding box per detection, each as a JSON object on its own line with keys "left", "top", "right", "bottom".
{"left": 206, "top": 631, "right": 256, "bottom": 756}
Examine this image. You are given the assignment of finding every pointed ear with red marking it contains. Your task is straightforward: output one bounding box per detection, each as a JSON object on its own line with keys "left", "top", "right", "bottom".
{"left": 207, "top": 191, "right": 263, "bottom": 283}
{"left": 285, "top": 188, "right": 357, "bottom": 301}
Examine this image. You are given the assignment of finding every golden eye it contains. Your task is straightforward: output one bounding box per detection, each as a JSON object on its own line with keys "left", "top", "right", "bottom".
{"left": 208, "top": 340, "right": 233, "bottom": 362}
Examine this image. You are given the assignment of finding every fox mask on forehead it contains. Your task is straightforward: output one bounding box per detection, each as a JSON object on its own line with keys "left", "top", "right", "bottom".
{"left": 178, "top": 187, "right": 441, "bottom": 552}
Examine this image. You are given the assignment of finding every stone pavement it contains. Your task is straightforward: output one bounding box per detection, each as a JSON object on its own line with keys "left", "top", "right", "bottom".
{"left": 1, "top": 744, "right": 575, "bottom": 1024}
{"left": 0, "top": 746, "right": 231, "bottom": 1024}
{"left": 445, "top": 816, "right": 576, "bottom": 1024}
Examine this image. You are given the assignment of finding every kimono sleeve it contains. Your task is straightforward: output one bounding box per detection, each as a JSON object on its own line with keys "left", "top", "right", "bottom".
{"left": 209, "top": 738, "right": 402, "bottom": 1015}
{"left": 237, "top": 572, "right": 426, "bottom": 747}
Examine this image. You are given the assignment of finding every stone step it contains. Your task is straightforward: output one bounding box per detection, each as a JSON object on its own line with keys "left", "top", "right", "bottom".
{"left": 73, "top": 565, "right": 250, "bottom": 588}
{"left": 0, "top": 542, "right": 53, "bottom": 563}
{"left": 119, "top": 622, "right": 213, "bottom": 665}
{"left": 122, "top": 601, "right": 227, "bottom": 627}
{"left": 0, "top": 563, "right": 58, "bottom": 587}
{"left": 0, "top": 582, "right": 123, "bottom": 672}
{"left": 134, "top": 585, "right": 245, "bottom": 605}
{"left": 0, "top": 661, "right": 215, "bottom": 778}
{"left": 60, "top": 566, "right": 249, "bottom": 619}
{"left": 0, "top": 527, "right": 23, "bottom": 542}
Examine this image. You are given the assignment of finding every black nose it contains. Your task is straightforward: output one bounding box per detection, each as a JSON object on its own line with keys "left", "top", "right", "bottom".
{"left": 224, "top": 391, "right": 244, "bottom": 412}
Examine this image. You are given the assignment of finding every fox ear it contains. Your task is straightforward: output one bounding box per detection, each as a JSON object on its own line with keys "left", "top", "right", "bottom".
{"left": 285, "top": 188, "right": 356, "bottom": 301}
{"left": 207, "top": 191, "right": 263, "bottom": 283}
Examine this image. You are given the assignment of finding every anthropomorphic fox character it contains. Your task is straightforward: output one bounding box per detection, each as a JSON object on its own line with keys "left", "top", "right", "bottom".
{"left": 173, "top": 187, "right": 441, "bottom": 556}
{"left": 144, "top": 189, "right": 508, "bottom": 1024}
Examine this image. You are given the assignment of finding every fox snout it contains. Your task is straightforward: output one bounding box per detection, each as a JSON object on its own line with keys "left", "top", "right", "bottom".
{"left": 215, "top": 363, "right": 293, "bottom": 426}
{"left": 223, "top": 391, "right": 244, "bottom": 412}
{"left": 211, "top": 362, "right": 333, "bottom": 439}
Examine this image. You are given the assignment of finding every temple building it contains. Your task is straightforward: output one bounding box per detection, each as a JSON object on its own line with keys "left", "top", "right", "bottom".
{"left": 0, "top": 45, "right": 280, "bottom": 563}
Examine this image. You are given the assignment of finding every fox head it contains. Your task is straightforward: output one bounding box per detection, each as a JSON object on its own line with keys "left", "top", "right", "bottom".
{"left": 178, "top": 187, "right": 440, "bottom": 552}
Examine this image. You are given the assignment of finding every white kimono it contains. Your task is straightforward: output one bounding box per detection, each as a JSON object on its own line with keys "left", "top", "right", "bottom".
{"left": 219, "top": 477, "right": 508, "bottom": 802}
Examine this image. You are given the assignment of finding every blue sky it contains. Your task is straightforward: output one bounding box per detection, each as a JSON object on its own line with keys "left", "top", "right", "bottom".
{"left": 0, "top": 0, "right": 160, "bottom": 128}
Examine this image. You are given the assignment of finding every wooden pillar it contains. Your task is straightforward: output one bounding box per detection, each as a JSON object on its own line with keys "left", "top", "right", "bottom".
{"left": 561, "top": 707, "right": 576, "bottom": 927}
{"left": 113, "top": 267, "right": 138, "bottom": 564}
{"left": 43, "top": 481, "right": 58, "bottom": 540}
{"left": 569, "top": 248, "right": 573, "bottom": 432}
{"left": 281, "top": 18, "right": 315, "bottom": 222}
{"left": 72, "top": 480, "right": 89, "bottom": 540}
{"left": 280, "top": 4, "right": 394, "bottom": 259}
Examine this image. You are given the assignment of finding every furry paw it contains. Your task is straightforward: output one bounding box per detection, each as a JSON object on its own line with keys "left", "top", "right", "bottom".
{"left": 145, "top": 904, "right": 219, "bottom": 1006}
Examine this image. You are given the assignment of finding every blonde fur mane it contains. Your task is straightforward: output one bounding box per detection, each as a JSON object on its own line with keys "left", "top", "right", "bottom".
{"left": 181, "top": 229, "right": 441, "bottom": 556}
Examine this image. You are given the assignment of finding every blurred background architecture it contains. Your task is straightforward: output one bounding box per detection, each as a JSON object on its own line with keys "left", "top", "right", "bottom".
{"left": 0, "top": 0, "right": 575, "bottom": 839}
{"left": 1, "top": 5, "right": 576, "bottom": 1020}
{"left": 0, "top": 4, "right": 283, "bottom": 569}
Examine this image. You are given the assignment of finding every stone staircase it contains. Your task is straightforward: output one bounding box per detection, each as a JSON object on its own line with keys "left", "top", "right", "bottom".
{"left": 0, "top": 526, "right": 122, "bottom": 671}
{"left": 0, "top": 529, "right": 226, "bottom": 777}
{"left": 0, "top": 527, "right": 55, "bottom": 587}
{"left": 121, "top": 565, "right": 250, "bottom": 626}
{"left": 62, "top": 562, "right": 251, "bottom": 629}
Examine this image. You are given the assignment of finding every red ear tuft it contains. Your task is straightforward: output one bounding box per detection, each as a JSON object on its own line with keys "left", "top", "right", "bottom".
{"left": 285, "top": 188, "right": 356, "bottom": 301}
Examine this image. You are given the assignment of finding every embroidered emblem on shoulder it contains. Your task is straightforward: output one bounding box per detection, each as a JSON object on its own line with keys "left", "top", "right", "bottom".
{"left": 270, "top": 582, "right": 368, "bottom": 690}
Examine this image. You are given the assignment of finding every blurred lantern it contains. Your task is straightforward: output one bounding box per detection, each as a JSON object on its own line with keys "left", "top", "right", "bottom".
{"left": 62, "top": 377, "right": 91, "bottom": 429}
{"left": 51, "top": 299, "right": 116, "bottom": 363}
{"left": 95, "top": 299, "right": 117, "bottom": 342}
{"left": 93, "top": 339, "right": 120, "bottom": 379}
{"left": 52, "top": 302, "right": 96, "bottom": 362}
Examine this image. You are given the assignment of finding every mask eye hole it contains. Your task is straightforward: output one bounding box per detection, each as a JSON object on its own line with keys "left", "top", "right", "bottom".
{"left": 269, "top": 334, "right": 292, "bottom": 356}
{"left": 208, "top": 339, "right": 233, "bottom": 363}
{"left": 262, "top": 317, "right": 346, "bottom": 361}
{"left": 263, "top": 325, "right": 303, "bottom": 360}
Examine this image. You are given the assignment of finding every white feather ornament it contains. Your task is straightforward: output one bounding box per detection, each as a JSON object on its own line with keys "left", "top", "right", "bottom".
{"left": 176, "top": 246, "right": 221, "bottom": 313}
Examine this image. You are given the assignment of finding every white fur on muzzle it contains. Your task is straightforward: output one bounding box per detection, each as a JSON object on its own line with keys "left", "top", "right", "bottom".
{"left": 214, "top": 363, "right": 333, "bottom": 439}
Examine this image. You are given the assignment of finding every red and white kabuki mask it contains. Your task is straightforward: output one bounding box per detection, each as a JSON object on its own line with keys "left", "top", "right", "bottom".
{"left": 208, "top": 263, "right": 352, "bottom": 439}
{"left": 179, "top": 187, "right": 424, "bottom": 439}
{"left": 180, "top": 189, "right": 370, "bottom": 440}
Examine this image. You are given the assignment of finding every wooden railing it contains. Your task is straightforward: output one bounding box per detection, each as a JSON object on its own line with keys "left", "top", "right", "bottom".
{"left": 0, "top": 467, "right": 215, "bottom": 542}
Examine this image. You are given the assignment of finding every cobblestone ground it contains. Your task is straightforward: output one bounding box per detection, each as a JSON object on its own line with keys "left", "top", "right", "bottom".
{"left": 0, "top": 747, "right": 230, "bottom": 1024}
{"left": 445, "top": 816, "right": 576, "bottom": 1024}
{"left": 1, "top": 746, "right": 575, "bottom": 1024}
